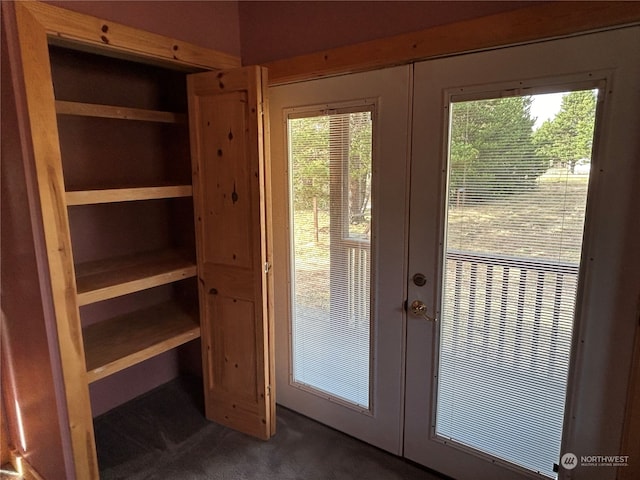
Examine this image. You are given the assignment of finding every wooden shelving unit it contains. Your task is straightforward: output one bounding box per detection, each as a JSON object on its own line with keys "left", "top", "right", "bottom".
{"left": 52, "top": 51, "right": 201, "bottom": 391}
{"left": 51, "top": 44, "right": 202, "bottom": 394}
{"left": 8, "top": 2, "right": 247, "bottom": 477}
{"left": 55, "top": 88, "right": 202, "bottom": 414}
{"left": 83, "top": 301, "right": 200, "bottom": 382}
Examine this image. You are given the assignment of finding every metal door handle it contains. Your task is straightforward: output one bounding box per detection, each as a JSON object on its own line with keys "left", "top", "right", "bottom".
{"left": 410, "top": 300, "right": 437, "bottom": 322}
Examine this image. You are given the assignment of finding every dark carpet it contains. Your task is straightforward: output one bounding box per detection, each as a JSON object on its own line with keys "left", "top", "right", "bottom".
{"left": 94, "top": 377, "right": 446, "bottom": 480}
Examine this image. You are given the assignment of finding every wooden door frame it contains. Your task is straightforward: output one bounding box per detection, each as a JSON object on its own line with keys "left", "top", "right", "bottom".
{"left": 4, "top": 2, "right": 241, "bottom": 479}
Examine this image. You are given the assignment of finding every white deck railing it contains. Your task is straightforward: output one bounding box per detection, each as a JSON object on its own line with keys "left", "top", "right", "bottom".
{"left": 443, "top": 249, "right": 579, "bottom": 372}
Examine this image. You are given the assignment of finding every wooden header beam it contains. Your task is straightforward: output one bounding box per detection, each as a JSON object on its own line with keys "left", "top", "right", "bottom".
{"left": 20, "top": 1, "right": 241, "bottom": 71}
{"left": 266, "top": 1, "right": 640, "bottom": 85}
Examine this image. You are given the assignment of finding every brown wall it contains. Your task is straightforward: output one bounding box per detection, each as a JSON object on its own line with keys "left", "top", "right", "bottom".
{"left": 45, "top": 0, "right": 242, "bottom": 57}
{"left": 1, "top": 392, "right": 11, "bottom": 466}
{"left": 239, "top": 0, "right": 539, "bottom": 65}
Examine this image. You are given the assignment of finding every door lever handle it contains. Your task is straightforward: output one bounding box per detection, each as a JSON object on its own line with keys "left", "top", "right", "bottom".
{"left": 410, "top": 300, "right": 437, "bottom": 322}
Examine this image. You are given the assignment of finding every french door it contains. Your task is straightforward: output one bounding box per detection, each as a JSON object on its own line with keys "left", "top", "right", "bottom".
{"left": 269, "top": 66, "right": 411, "bottom": 453}
{"left": 269, "top": 26, "right": 639, "bottom": 480}
{"left": 405, "top": 27, "right": 640, "bottom": 480}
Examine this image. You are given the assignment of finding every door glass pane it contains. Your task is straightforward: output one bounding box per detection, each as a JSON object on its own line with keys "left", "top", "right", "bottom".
{"left": 288, "top": 108, "right": 373, "bottom": 408}
{"left": 436, "top": 90, "right": 597, "bottom": 477}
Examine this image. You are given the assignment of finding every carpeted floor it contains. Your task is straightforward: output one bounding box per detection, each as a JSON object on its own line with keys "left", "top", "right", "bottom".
{"left": 94, "top": 376, "right": 448, "bottom": 480}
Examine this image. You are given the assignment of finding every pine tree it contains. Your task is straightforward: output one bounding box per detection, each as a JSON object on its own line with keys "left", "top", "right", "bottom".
{"left": 449, "top": 96, "right": 543, "bottom": 202}
{"left": 533, "top": 90, "right": 597, "bottom": 173}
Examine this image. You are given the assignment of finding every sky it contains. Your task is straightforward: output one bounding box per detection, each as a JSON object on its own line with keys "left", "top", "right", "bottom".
{"left": 530, "top": 92, "right": 565, "bottom": 129}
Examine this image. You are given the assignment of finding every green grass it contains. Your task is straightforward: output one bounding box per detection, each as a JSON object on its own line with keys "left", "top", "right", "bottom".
{"left": 447, "top": 176, "right": 588, "bottom": 263}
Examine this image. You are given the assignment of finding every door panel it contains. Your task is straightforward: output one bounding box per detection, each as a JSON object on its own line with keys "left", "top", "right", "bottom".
{"left": 188, "top": 66, "right": 274, "bottom": 440}
{"left": 406, "top": 27, "right": 640, "bottom": 480}
{"left": 269, "top": 66, "right": 411, "bottom": 453}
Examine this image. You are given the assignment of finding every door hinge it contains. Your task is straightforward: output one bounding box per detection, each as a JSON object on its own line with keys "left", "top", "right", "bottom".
{"left": 264, "top": 261, "right": 271, "bottom": 274}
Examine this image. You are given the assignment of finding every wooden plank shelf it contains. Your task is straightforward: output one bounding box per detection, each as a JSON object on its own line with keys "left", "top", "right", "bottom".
{"left": 55, "top": 100, "right": 187, "bottom": 123}
{"left": 66, "top": 185, "right": 193, "bottom": 205}
{"left": 75, "top": 250, "right": 197, "bottom": 306}
{"left": 83, "top": 301, "right": 200, "bottom": 383}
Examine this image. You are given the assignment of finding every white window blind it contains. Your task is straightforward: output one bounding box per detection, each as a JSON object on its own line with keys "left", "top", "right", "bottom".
{"left": 436, "top": 91, "right": 596, "bottom": 477}
{"left": 287, "top": 108, "right": 373, "bottom": 408}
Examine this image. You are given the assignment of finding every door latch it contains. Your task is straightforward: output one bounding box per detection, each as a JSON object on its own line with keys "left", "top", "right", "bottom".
{"left": 409, "top": 300, "right": 437, "bottom": 322}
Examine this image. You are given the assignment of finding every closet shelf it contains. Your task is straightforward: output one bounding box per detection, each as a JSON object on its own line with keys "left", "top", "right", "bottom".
{"left": 66, "top": 185, "right": 193, "bottom": 205}
{"left": 75, "top": 249, "right": 197, "bottom": 306}
{"left": 55, "top": 100, "right": 187, "bottom": 124}
{"left": 84, "top": 301, "right": 200, "bottom": 383}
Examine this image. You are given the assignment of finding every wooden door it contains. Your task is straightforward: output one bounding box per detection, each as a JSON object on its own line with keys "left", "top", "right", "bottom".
{"left": 187, "top": 66, "right": 274, "bottom": 440}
